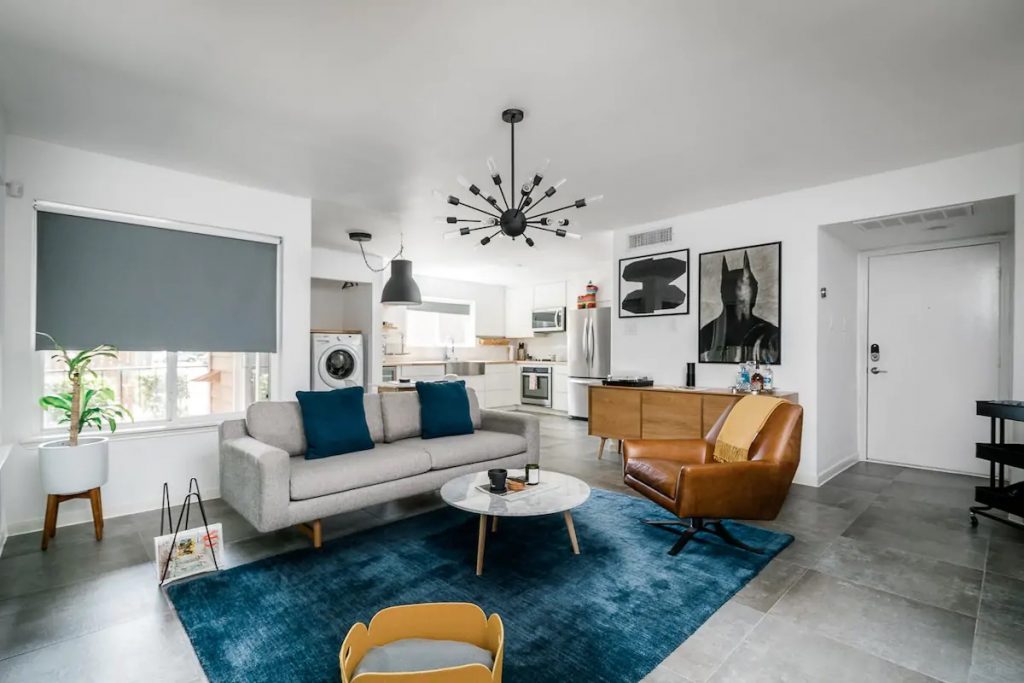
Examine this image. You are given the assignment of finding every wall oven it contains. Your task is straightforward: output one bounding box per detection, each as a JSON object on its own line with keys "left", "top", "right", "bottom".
{"left": 531, "top": 307, "right": 565, "bottom": 333}
{"left": 520, "top": 366, "right": 552, "bottom": 407}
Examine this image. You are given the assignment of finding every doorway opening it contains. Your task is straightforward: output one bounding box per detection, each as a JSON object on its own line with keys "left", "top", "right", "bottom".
{"left": 818, "top": 195, "right": 1015, "bottom": 479}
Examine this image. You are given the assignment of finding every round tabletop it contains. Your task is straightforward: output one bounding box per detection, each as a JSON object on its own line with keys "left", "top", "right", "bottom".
{"left": 440, "top": 469, "right": 591, "bottom": 518}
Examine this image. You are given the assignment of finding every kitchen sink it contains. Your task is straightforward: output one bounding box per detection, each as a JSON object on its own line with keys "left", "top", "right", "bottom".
{"left": 444, "top": 361, "right": 486, "bottom": 376}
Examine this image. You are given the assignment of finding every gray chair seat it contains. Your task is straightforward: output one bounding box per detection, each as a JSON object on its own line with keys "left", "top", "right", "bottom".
{"left": 289, "top": 444, "right": 430, "bottom": 501}
{"left": 353, "top": 638, "right": 493, "bottom": 677}
{"left": 418, "top": 430, "right": 527, "bottom": 470}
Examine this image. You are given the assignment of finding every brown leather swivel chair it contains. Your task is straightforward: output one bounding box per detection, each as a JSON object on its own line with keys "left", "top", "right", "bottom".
{"left": 622, "top": 400, "right": 803, "bottom": 555}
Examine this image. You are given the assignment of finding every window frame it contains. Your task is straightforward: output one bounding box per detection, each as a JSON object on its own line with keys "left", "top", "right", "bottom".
{"left": 404, "top": 296, "right": 477, "bottom": 349}
{"left": 29, "top": 201, "right": 285, "bottom": 439}
{"left": 38, "top": 350, "right": 272, "bottom": 436}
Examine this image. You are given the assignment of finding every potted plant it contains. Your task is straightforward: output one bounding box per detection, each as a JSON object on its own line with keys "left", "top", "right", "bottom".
{"left": 37, "top": 334, "right": 132, "bottom": 495}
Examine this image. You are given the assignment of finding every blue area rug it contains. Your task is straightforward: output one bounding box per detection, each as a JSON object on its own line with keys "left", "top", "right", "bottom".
{"left": 166, "top": 489, "right": 791, "bottom": 683}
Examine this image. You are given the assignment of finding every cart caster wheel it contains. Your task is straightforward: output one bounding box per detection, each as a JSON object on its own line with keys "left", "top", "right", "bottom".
{"left": 970, "top": 513, "right": 979, "bottom": 528}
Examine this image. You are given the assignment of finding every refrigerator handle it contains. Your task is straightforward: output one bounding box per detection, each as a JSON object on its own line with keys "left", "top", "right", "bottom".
{"left": 585, "top": 313, "right": 592, "bottom": 368}
{"left": 588, "top": 311, "right": 596, "bottom": 369}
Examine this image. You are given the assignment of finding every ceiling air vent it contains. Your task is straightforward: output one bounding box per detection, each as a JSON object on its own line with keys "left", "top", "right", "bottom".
{"left": 629, "top": 226, "right": 673, "bottom": 249}
{"left": 855, "top": 203, "right": 975, "bottom": 231}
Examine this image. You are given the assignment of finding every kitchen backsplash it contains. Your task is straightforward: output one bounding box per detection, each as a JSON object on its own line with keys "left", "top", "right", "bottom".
{"left": 511, "top": 332, "right": 567, "bottom": 361}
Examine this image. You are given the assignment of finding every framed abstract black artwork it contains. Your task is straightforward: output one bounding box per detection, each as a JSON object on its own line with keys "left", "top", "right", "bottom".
{"left": 698, "top": 241, "right": 781, "bottom": 363}
{"left": 618, "top": 248, "right": 690, "bottom": 318}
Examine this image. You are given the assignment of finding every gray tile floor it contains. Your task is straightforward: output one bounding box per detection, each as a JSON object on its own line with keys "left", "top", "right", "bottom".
{"left": 1, "top": 411, "right": 1022, "bottom": 682}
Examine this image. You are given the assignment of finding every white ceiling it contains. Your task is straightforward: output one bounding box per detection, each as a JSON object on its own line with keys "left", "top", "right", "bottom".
{"left": 822, "top": 195, "right": 1015, "bottom": 251}
{"left": 1, "top": 1, "right": 1023, "bottom": 284}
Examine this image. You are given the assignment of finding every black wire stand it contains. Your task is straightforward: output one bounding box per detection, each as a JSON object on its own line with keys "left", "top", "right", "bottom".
{"left": 158, "top": 478, "right": 220, "bottom": 585}
{"left": 970, "top": 400, "right": 1024, "bottom": 532}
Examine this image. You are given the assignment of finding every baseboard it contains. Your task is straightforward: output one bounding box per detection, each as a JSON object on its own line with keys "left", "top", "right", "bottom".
{"left": 817, "top": 453, "right": 859, "bottom": 486}
{"left": 6, "top": 486, "right": 221, "bottom": 536}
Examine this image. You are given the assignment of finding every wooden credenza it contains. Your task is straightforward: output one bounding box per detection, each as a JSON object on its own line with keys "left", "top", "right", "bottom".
{"left": 587, "top": 385, "right": 799, "bottom": 458}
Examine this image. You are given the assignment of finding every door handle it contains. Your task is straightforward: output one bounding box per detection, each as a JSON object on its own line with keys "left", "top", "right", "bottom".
{"left": 870, "top": 367, "right": 888, "bottom": 375}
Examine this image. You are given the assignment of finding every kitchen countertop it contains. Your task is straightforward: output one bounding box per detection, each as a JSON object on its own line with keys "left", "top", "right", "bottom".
{"left": 382, "top": 358, "right": 566, "bottom": 366}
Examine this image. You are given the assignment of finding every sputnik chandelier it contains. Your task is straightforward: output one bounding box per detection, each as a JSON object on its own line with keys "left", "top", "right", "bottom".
{"left": 438, "top": 108, "right": 602, "bottom": 247}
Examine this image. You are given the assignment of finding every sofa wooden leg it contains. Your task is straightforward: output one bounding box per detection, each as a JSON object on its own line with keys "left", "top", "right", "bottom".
{"left": 597, "top": 437, "right": 607, "bottom": 460}
{"left": 296, "top": 520, "right": 323, "bottom": 549}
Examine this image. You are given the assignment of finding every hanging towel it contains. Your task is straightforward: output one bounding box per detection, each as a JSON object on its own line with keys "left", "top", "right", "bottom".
{"left": 528, "top": 374, "right": 539, "bottom": 391}
{"left": 713, "top": 395, "right": 785, "bottom": 463}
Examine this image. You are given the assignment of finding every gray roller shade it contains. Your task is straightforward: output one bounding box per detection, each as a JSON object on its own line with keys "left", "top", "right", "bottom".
{"left": 35, "top": 210, "right": 278, "bottom": 352}
{"left": 414, "top": 300, "right": 471, "bottom": 315}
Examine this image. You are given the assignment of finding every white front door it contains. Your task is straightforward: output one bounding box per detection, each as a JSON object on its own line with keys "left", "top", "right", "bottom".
{"left": 866, "top": 243, "right": 1001, "bottom": 474}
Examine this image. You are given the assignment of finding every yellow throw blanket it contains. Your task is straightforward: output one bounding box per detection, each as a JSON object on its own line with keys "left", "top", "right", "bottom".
{"left": 713, "top": 395, "right": 785, "bottom": 463}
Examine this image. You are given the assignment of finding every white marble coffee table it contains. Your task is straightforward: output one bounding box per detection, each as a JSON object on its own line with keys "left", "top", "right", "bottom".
{"left": 440, "top": 469, "right": 591, "bottom": 576}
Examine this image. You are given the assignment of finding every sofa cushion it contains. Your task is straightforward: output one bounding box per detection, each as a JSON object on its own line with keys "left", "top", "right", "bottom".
{"left": 416, "top": 380, "right": 474, "bottom": 439}
{"left": 246, "top": 394, "right": 384, "bottom": 455}
{"left": 295, "top": 387, "right": 375, "bottom": 459}
{"left": 418, "top": 430, "right": 528, "bottom": 470}
{"left": 246, "top": 402, "right": 307, "bottom": 456}
{"left": 364, "top": 393, "right": 385, "bottom": 443}
{"left": 289, "top": 443, "right": 431, "bottom": 500}
{"left": 381, "top": 388, "right": 482, "bottom": 443}
{"left": 354, "top": 638, "right": 493, "bottom": 677}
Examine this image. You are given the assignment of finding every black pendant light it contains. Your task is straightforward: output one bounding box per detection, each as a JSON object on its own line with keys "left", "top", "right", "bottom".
{"left": 349, "top": 232, "right": 422, "bottom": 306}
{"left": 437, "top": 107, "right": 602, "bottom": 247}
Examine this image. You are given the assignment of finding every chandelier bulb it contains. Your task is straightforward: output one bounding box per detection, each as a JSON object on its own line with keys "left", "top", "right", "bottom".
{"left": 553, "top": 178, "right": 567, "bottom": 190}
{"left": 487, "top": 157, "right": 497, "bottom": 176}
{"left": 456, "top": 175, "right": 471, "bottom": 190}
{"left": 432, "top": 189, "right": 445, "bottom": 201}
{"left": 539, "top": 217, "right": 552, "bottom": 226}
{"left": 521, "top": 182, "right": 532, "bottom": 195}
{"left": 557, "top": 218, "right": 570, "bottom": 227}
{"left": 443, "top": 228, "right": 467, "bottom": 240}
{"left": 587, "top": 194, "right": 604, "bottom": 205}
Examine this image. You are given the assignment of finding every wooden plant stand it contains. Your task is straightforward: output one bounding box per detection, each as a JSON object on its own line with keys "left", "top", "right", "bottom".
{"left": 41, "top": 487, "right": 103, "bottom": 550}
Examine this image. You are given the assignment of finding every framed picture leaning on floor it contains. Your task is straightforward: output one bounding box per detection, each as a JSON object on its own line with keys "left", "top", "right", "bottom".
{"left": 698, "top": 241, "right": 781, "bottom": 363}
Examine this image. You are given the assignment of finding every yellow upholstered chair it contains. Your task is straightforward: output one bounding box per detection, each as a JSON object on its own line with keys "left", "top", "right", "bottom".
{"left": 340, "top": 602, "right": 504, "bottom": 683}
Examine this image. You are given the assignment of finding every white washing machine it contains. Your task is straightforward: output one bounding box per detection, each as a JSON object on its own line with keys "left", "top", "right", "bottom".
{"left": 311, "top": 332, "right": 364, "bottom": 391}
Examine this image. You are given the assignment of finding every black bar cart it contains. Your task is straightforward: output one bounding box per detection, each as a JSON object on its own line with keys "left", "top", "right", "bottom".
{"left": 971, "top": 400, "right": 1024, "bottom": 531}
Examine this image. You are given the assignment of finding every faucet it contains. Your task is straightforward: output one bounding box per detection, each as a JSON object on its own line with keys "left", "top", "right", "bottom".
{"left": 443, "top": 337, "right": 457, "bottom": 361}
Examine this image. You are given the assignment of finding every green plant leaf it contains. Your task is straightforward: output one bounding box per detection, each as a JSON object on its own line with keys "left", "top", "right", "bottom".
{"left": 39, "top": 395, "right": 72, "bottom": 411}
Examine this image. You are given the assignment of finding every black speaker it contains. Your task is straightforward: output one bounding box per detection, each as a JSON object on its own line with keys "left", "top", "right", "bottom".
{"left": 685, "top": 362, "right": 696, "bottom": 388}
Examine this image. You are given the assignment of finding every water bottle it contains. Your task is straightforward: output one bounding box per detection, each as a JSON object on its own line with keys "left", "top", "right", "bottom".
{"left": 763, "top": 365, "right": 775, "bottom": 393}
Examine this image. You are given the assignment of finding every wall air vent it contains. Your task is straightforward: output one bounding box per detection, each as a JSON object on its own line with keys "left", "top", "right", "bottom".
{"left": 629, "top": 226, "right": 673, "bottom": 249}
{"left": 855, "top": 203, "right": 975, "bottom": 231}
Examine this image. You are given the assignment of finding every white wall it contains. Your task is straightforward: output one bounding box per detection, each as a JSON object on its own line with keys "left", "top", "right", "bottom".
{"left": 1, "top": 136, "right": 312, "bottom": 534}
{"left": 816, "top": 230, "right": 860, "bottom": 481}
{"left": 0, "top": 107, "right": 8, "bottom": 551}
{"left": 311, "top": 247, "right": 384, "bottom": 388}
{"left": 612, "top": 144, "right": 1023, "bottom": 486}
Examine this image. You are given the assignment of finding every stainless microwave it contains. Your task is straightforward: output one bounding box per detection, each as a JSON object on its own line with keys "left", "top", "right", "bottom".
{"left": 531, "top": 307, "right": 565, "bottom": 333}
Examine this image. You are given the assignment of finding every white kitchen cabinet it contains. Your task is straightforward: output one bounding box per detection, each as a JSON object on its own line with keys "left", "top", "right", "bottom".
{"left": 533, "top": 281, "right": 566, "bottom": 309}
{"left": 504, "top": 286, "right": 535, "bottom": 339}
{"left": 484, "top": 364, "right": 519, "bottom": 408}
{"left": 397, "top": 364, "right": 445, "bottom": 380}
{"left": 552, "top": 365, "right": 568, "bottom": 412}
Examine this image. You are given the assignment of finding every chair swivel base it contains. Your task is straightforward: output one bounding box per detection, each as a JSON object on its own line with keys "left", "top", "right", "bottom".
{"left": 642, "top": 517, "right": 764, "bottom": 556}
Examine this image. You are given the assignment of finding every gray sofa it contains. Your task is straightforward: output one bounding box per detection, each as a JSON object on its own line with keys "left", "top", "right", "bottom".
{"left": 219, "top": 388, "right": 540, "bottom": 546}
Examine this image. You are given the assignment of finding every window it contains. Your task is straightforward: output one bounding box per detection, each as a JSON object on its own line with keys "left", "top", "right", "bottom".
{"left": 404, "top": 298, "right": 475, "bottom": 348}
{"left": 42, "top": 351, "right": 271, "bottom": 430}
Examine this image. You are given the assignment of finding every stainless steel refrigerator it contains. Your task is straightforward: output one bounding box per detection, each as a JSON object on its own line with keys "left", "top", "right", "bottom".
{"left": 566, "top": 307, "right": 611, "bottom": 419}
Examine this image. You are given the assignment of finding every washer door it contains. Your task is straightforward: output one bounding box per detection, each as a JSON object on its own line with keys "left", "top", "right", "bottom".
{"left": 318, "top": 345, "right": 359, "bottom": 386}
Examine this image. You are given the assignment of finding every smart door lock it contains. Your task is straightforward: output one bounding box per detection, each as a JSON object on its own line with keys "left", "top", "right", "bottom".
{"left": 870, "top": 343, "right": 880, "bottom": 362}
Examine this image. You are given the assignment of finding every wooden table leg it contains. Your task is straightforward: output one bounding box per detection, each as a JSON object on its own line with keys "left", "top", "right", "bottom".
{"left": 491, "top": 516, "right": 498, "bottom": 533}
{"left": 597, "top": 437, "right": 607, "bottom": 460}
{"left": 476, "top": 514, "right": 488, "bottom": 576}
{"left": 88, "top": 488, "right": 104, "bottom": 541}
{"left": 564, "top": 510, "right": 580, "bottom": 555}
{"left": 41, "top": 494, "right": 58, "bottom": 551}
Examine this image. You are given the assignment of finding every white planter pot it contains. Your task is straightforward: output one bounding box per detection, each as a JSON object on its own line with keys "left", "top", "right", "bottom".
{"left": 38, "top": 436, "right": 109, "bottom": 495}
